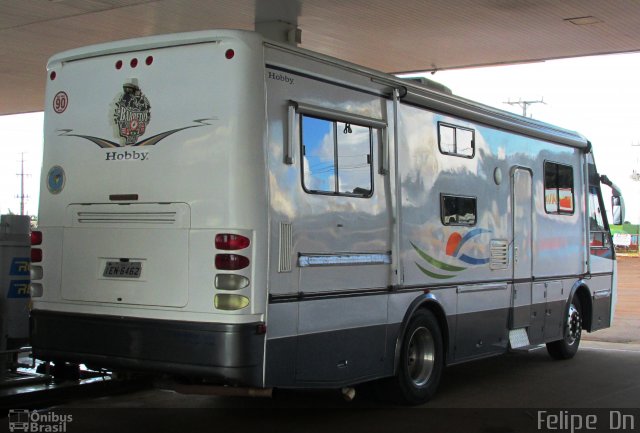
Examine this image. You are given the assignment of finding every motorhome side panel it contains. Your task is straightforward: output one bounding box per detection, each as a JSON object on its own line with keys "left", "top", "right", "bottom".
{"left": 395, "top": 101, "right": 586, "bottom": 361}
{"left": 262, "top": 43, "right": 600, "bottom": 384}
{"left": 263, "top": 46, "right": 394, "bottom": 386}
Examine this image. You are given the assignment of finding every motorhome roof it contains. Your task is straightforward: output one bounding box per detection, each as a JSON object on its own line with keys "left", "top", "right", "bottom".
{"left": 48, "top": 29, "right": 589, "bottom": 151}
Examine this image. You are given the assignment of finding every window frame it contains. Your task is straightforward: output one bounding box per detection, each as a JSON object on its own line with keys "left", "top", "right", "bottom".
{"left": 299, "top": 113, "right": 375, "bottom": 199}
{"left": 437, "top": 121, "right": 476, "bottom": 159}
{"left": 440, "top": 193, "right": 478, "bottom": 226}
{"left": 543, "top": 161, "right": 575, "bottom": 215}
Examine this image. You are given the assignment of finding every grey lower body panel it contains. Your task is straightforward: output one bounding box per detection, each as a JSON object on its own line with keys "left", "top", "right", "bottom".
{"left": 591, "top": 294, "right": 612, "bottom": 331}
{"left": 30, "top": 310, "right": 265, "bottom": 387}
{"left": 265, "top": 323, "right": 398, "bottom": 388}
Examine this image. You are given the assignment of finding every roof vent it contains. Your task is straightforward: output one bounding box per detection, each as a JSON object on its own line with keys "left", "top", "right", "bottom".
{"left": 401, "top": 77, "right": 453, "bottom": 95}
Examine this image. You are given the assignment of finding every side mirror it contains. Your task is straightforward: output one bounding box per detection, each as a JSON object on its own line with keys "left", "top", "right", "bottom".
{"left": 612, "top": 196, "right": 625, "bottom": 226}
{"left": 601, "top": 174, "right": 625, "bottom": 225}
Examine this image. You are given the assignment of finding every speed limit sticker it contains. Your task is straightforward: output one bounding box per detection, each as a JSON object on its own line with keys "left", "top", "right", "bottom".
{"left": 53, "top": 91, "right": 68, "bottom": 114}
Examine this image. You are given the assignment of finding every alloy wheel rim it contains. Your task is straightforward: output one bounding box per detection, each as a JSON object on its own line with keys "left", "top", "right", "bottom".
{"left": 407, "top": 326, "right": 436, "bottom": 387}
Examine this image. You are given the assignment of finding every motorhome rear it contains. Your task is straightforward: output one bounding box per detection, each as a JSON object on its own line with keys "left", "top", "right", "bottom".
{"left": 31, "top": 30, "right": 624, "bottom": 404}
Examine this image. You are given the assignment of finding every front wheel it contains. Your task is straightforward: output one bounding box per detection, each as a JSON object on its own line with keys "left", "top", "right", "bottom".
{"left": 387, "top": 309, "right": 444, "bottom": 405}
{"left": 546, "top": 297, "right": 582, "bottom": 360}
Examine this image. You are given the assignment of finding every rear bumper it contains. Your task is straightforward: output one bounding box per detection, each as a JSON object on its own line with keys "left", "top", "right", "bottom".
{"left": 30, "top": 310, "right": 265, "bottom": 387}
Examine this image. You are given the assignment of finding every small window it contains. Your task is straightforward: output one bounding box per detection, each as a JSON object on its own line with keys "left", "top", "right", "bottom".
{"left": 438, "top": 122, "right": 475, "bottom": 158}
{"left": 544, "top": 162, "right": 574, "bottom": 214}
{"left": 441, "top": 195, "right": 477, "bottom": 226}
{"left": 301, "top": 114, "right": 373, "bottom": 197}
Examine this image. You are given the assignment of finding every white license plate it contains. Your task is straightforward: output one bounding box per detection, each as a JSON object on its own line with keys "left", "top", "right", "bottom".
{"left": 103, "top": 261, "right": 142, "bottom": 278}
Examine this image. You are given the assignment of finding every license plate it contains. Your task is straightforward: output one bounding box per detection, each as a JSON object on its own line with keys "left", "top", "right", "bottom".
{"left": 103, "top": 261, "right": 142, "bottom": 278}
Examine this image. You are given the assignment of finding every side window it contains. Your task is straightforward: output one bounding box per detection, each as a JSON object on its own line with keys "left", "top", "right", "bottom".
{"left": 301, "top": 114, "right": 373, "bottom": 197}
{"left": 544, "top": 162, "right": 574, "bottom": 214}
{"left": 438, "top": 122, "right": 475, "bottom": 158}
{"left": 441, "top": 195, "right": 477, "bottom": 226}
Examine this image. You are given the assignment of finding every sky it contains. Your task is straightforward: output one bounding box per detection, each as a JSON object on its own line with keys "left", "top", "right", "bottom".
{"left": 0, "top": 52, "right": 639, "bottom": 222}
{"left": 0, "top": 112, "right": 43, "bottom": 216}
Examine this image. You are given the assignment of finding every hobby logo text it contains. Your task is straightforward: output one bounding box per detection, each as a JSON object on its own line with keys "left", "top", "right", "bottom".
{"left": 105, "top": 150, "right": 149, "bottom": 161}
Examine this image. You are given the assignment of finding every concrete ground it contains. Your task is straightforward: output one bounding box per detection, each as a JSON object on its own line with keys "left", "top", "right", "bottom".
{"left": 38, "top": 341, "right": 639, "bottom": 433}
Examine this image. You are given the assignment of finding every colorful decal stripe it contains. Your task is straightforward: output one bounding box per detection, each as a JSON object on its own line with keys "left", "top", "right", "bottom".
{"left": 413, "top": 228, "right": 492, "bottom": 279}
{"left": 452, "top": 228, "right": 492, "bottom": 257}
{"left": 411, "top": 242, "right": 467, "bottom": 272}
{"left": 415, "top": 262, "right": 456, "bottom": 279}
{"left": 458, "top": 254, "right": 491, "bottom": 265}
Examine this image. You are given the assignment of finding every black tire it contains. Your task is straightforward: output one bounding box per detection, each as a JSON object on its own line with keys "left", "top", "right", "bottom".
{"left": 386, "top": 309, "right": 444, "bottom": 405}
{"left": 546, "top": 297, "right": 582, "bottom": 360}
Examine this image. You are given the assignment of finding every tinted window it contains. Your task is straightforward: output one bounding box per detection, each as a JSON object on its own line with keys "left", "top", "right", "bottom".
{"left": 441, "top": 195, "right": 477, "bottom": 226}
{"left": 544, "top": 162, "right": 574, "bottom": 214}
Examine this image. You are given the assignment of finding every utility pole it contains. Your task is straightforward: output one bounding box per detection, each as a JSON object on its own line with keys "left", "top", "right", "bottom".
{"left": 503, "top": 97, "right": 546, "bottom": 117}
{"left": 16, "top": 152, "right": 29, "bottom": 216}
{"left": 632, "top": 143, "right": 640, "bottom": 182}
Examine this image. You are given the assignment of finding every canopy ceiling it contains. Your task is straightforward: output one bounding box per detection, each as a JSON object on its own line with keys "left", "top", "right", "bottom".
{"left": 3, "top": 0, "right": 640, "bottom": 114}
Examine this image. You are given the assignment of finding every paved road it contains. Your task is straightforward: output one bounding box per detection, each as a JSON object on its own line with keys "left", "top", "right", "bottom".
{"left": 57, "top": 341, "right": 639, "bottom": 410}
{"left": 20, "top": 341, "right": 634, "bottom": 433}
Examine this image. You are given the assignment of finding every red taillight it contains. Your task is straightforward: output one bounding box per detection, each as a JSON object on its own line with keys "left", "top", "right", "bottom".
{"left": 115, "top": 60, "right": 123, "bottom": 70}
{"left": 31, "top": 248, "right": 42, "bottom": 263}
{"left": 130, "top": 58, "right": 138, "bottom": 68}
{"left": 225, "top": 49, "right": 235, "bottom": 59}
{"left": 146, "top": 56, "right": 154, "bottom": 66}
{"left": 31, "top": 231, "right": 42, "bottom": 245}
{"left": 215, "top": 254, "right": 249, "bottom": 270}
{"left": 215, "top": 234, "right": 250, "bottom": 250}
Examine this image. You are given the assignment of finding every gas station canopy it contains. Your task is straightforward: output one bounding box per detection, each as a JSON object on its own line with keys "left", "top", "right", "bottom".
{"left": 3, "top": 0, "right": 640, "bottom": 114}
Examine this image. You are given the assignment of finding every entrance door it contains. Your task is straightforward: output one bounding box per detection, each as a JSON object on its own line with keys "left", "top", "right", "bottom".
{"left": 510, "top": 168, "right": 533, "bottom": 330}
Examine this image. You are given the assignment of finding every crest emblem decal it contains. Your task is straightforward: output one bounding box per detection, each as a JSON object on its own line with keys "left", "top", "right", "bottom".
{"left": 57, "top": 80, "right": 213, "bottom": 154}
{"left": 114, "top": 82, "right": 151, "bottom": 145}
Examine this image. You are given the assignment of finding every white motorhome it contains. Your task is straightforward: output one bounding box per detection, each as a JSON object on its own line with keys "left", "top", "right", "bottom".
{"left": 31, "top": 30, "right": 624, "bottom": 404}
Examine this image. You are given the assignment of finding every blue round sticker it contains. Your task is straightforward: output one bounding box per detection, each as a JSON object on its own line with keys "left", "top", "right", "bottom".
{"left": 47, "top": 165, "right": 65, "bottom": 194}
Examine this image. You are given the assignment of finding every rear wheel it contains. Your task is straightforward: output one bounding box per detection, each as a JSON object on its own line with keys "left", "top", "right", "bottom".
{"left": 387, "top": 309, "right": 444, "bottom": 405}
{"left": 546, "top": 297, "right": 582, "bottom": 360}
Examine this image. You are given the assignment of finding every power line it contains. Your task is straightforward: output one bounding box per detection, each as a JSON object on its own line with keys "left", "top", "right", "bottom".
{"left": 503, "top": 97, "right": 546, "bottom": 117}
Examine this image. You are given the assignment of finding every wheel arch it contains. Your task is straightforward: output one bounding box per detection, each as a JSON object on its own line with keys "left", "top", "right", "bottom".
{"left": 393, "top": 293, "right": 450, "bottom": 374}
{"left": 569, "top": 280, "right": 593, "bottom": 332}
